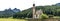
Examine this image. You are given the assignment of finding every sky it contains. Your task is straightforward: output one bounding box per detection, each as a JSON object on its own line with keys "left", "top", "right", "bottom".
{"left": 0, "top": 0, "right": 60, "bottom": 11}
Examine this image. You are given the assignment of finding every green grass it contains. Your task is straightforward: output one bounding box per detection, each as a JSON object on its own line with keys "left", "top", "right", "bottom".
{"left": 0, "top": 18, "right": 27, "bottom": 21}
{"left": 53, "top": 16, "right": 60, "bottom": 18}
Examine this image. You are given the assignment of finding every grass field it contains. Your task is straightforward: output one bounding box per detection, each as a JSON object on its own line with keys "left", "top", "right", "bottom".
{"left": 0, "top": 18, "right": 27, "bottom": 21}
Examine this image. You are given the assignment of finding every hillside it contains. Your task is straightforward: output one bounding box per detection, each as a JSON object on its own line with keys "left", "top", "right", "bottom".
{"left": 13, "top": 3, "right": 60, "bottom": 18}
{"left": 20, "top": 3, "right": 60, "bottom": 16}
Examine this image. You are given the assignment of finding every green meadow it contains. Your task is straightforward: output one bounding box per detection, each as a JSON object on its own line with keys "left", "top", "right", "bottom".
{"left": 0, "top": 18, "right": 27, "bottom": 21}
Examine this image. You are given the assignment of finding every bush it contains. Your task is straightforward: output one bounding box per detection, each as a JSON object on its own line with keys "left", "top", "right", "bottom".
{"left": 40, "top": 14, "right": 49, "bottom": 19}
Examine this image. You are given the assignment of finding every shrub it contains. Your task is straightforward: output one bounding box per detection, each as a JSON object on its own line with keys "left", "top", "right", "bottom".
{"left": 40, "top": 14, "right": 49, "bottom": 19}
